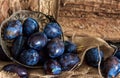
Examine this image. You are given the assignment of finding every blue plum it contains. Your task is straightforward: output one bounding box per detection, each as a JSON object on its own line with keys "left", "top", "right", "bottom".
{"left": 23, "top": 18, "right": 39, "bottom": 36}
{"left": 44, "top": 59, "right": 62, "bottom": 75}
{"left": 59, "top": 53, "right": 80, "bottom": 71}
{"left": 19, "top": 49, "right": 40, "bottom": 66}
{"left": 46, "top": 38, "right": 64, "bottom": 58}
{"left": 2, "top": 64, "right": 28, "bottom": 78}
{"left": 85, "top": 48, "right": 104, "bottom": 67}
{"left": 4, "top": 20, "right": 22, "bottom": 40}
{"left": 101, "top": 56, "right": 120, "bottom": 78}
{"left": 28, "top": 32, "right": 47, "bottom": 50}
{"left": 114, "top": 49, "right": 120, "bottom": 59}
{"left": 64, "top": 41, "right": 77, "bottom": 53}
{"left": 44, "top": 22, "right": 62, "bottom": 39}
{"left": 12, "top": 36, "right": 27, "bottom": 59}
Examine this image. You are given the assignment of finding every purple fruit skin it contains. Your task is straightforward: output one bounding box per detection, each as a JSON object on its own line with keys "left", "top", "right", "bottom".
{"left": 44, "top": 59, "right": 62, "bottom": 75}
{"left": 28, "top": 32, "right": 48, "bottom": 50}
{"left": 23, "top": 18, "right": 39, "bottom": 36}
{"left": 2, "top": 64, "right": 28, "bottom": 78}
{"left": 12, "top": 36, "right": 27, "bottom": 59}
{"left": 19, "top": 49, "right": 40, "bottom": 66}
{"left": 101, "top": 56, "right": 120, "bottom": 78}
{"left": 59, "top": 53, "right": 80, "bottom": 71}
{"left": 47, "top": 38, "right": 64, "bottom": 58}
{"left": 44, "top": 22, "right": 62, "bottom": 39}
{"left": 64, "top": 41, "right": 77, "bottom": 53}
{"left": 85, "top": 48, "right": 104, "bottom": 67}
{"left": 4, "top": 20, "right": 22, "bottom": 40}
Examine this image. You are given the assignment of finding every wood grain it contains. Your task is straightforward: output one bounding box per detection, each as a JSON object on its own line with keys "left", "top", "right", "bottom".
{"left": 0, "top": 0, "right": 58, "bottom": 24}
{"left": 57, "top": 0, "right": 120, "bottom": 41}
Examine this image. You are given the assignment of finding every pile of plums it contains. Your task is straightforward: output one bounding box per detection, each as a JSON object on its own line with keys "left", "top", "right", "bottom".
{"left": 3, "top": 17, "right": 80, "bottom": 75}
{"left": 85, "top": 47, "right": 120, "bottom": 78}
{"left": 2, "top": 16, "right": 120, "bottom": 77}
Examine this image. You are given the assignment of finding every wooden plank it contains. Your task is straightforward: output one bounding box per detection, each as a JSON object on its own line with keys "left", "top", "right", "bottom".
{"left": 0, "top": 0, "right": 58, "bottom": 24}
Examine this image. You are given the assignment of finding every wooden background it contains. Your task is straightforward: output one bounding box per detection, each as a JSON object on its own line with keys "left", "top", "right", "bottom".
{"left": 58, "top": 0, "right": 120, "bottom": 41}
{"left": 0, "top": 0, "right": 58, "bottom": 24}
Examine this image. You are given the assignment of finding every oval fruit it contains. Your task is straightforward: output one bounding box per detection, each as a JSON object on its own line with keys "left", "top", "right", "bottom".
{"left": 44, "top": 59, "right": 62, "bottom": 75}
{"left": 44, "top": 22, "right": 62, "bottom": 39}
{"left": 2, "top": 64, "right": 28, "bottom": 78}
{"left": 4, "top": 20, "right": 22, "bottom": 40}
{"left": 23, "top": 18, "right": 39, "bottom": 36}
{"left": 85, "top": 48, "right": 104, "bottom": 67}
{"left": 19, "top": 49, "right": 40, "bottom": 66}
{"left": 12, "top": 36, "right": 27, "bottom": 59}
{"left": 46, "top": 38, "right": 64, "bottom": 58}
{"left": 28, "top": 32, "right": 47, "bottom": 50}
{"left": 59, "top": 53, "right": 80, "bottom": 71}
{"left": 64, "top": 41, "right": 77, "bottom": 53}
{"left": 101, "top": 56, "right": 120, "bottom": 78}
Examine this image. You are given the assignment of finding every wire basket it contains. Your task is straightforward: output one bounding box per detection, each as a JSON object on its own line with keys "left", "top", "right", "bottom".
{"left": 0, "top": 10, "right": 64, "bottom": 68}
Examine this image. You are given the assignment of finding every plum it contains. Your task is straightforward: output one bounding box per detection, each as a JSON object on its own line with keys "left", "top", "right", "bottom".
{"left": 2, "top": 64, "right": 28, "bottom": 78}
{"left": 11, "top": 36, "right": 27, "bottom": 59}
{"left": 85, "top": 48, "right": 104, "bottom": 67}
{"left": 101, "top": 56, "right": 120, "bottom": 78}
{"left": 44, "top": 22, "right": 62, "bottom": 39}
{"left": 19, "top": 49, "right": 40, "bottom": 66}
{"left": 4, "top": 20, "right": 22, "bottom": 40}
{"left": 23, "top": 18, "right": 39, "bottom": 36}
{"left": 46, "top": 38, "right": 64, "bottom": 58}
{"left": 59, "top": 53, "right": 80, "bottom": 71}
{"left": 44, "top": 59, "right": 62, "bottom": 75}
{"left": 28, "top": 32, "right": 47, "bottom": 50}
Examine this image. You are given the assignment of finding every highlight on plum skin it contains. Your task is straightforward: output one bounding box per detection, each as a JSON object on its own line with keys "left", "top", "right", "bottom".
{"left": 43, "top": 59, "right": 62, "bottom": 75}
{"left": 46, "top": 38, "right": 64, "bottom": 58}
{"left": 2, "top": 64, "right": 28, "bottom": 78}
{"left": 23, "top": 17, "right": 39, "bottom": 36}
{"left": 85, "top": 48, "right": 104, "bottom": 67}
{"left": 58, "top": 53, "right": 80, "bottom": 71}
{"left": 43, "top": 22, "right": 62, "bottom": 39}
{"left": 4, "top": 20, "right": 22, "bottom": 40}
{"left": 28, "top": 32, "right": 48, "bottom": 51}
{"left": 101, "top": 56, "right": 120, "bottom": 78}
{"left": 19, "top": 49, "right": 40, "bottom": 66}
